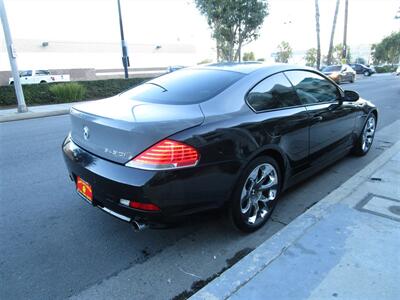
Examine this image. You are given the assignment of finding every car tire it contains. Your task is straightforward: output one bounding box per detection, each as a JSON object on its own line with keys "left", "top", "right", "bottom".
{"left": 350, "top": 75, "right": 355, "bottom": 83}
{"left": 352, "top": 114, "right": 376, "bottom": 156}
{"left": 230, "top": 156, "right": 281, "bottom": 232}
{"left": 363, "top": 71, "right": 370, "bottom": 76}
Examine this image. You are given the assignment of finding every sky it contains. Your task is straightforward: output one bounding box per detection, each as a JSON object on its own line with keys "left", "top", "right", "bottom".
{"left": 1, "top": 0, "right": 399, "bottom": 70}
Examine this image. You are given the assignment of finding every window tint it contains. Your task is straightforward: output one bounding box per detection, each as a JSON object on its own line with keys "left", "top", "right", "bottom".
{"left": 122, "top": 69, "right": 244, "bottom": 104}
{"left": 36, "top": 70, "right": 50, "bottom": 75}
{"left": 247, "top": 73, "right": 301, "bottom": 111}
{"left": 322, "top": 66, "right": 340, "bottom": 72}
{"left": 285, "top": 71, "right": 340, "bottom": 105}
{"left": 19, "top": 70, "right": 32, "bottom": 77}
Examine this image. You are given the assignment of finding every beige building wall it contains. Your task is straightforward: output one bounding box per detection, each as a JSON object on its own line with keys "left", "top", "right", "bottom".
{"left": 0, "top": 39, "right": 204, "bottom": 70}
{"left": 0, "top": 39, "right": 203, "bottom": 85}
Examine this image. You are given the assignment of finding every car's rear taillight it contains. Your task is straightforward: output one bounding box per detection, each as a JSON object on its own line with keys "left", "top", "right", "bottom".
{"left": 125, "top": 139, "right": 199, "bottom": 170}
{"left": 120, "top": 199, "right": 160, "bottom": 211}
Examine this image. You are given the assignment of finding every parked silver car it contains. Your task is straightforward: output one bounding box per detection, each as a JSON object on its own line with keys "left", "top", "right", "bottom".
{"left": 322, "top": 64, "right": 356, "bottom": 84}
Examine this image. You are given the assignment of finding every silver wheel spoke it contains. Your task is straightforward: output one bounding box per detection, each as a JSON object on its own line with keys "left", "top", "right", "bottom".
{"left": 255, "top": 165, "right": 272, "bottom": 186}
{"left": 240, "top": 181, "right": 252, "bottom": 214}
{"left": 259, "top": 176, "right": 277, "bottom": 191}
{"left": 260, "top": 208, "right": 268, "bottom": 218}
{"left": 240, "top": 197, "right": 251, "bottom": 214}
{"left": 240, "top": 174, "right": 257, "bottom": 213}
{"left": 248, "top": 203, "right": 259, "bottom": 224}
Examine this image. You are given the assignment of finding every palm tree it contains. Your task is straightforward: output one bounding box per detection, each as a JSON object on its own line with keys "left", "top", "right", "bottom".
{"left": 327, "top": 0, "right": 340, "bottom": 65}
{"left": 342, "top": 0, "right": 349, "bottom": 61}
{"left": 315, "top": 0, "right": 321, "bottom": 69}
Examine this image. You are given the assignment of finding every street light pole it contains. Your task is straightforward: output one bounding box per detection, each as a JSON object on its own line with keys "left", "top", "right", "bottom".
{"left": 0, "top": 0, "right": 27, "bottom": 112}
{"left": 117, "top": 0, "right": 130, "bottom": 79}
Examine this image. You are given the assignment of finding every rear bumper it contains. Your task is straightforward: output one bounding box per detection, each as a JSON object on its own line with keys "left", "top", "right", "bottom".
{"left": 62, "top": 136, "right": 236, "bottom": 225}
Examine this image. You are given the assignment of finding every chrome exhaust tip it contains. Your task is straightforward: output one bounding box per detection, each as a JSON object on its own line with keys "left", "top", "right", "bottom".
{"left": 131, "top": 220, "right": 149, "bottom": 232}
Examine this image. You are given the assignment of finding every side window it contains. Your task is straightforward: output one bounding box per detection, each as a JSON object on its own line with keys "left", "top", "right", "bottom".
{"left": 36, "top": 70, "right": 50, "bottom": 76}
{"left": 285, "top": 71, "right": 340, "bottom": 105}
{"left": 20, "top": 70, "right": 32, "bottom": 77}
{"left": 247, "top": 72, "right": 301, "bottom": 112}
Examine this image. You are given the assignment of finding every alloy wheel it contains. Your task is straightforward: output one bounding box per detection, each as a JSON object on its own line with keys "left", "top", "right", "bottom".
{"left": 240, "top": 163, "right": 278, "bottom": 225}
{"left": 362, "top": 116, "right": 376, "bottom": 152}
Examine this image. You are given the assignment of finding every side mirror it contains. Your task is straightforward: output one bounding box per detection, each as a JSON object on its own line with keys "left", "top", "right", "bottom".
{"left": 344, "top": 90, "right": 359, "bottom": 102}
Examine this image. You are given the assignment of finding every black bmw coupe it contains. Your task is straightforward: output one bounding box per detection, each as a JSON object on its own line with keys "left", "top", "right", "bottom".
{"left": 63, "top": 63, "right": 377, "bottom": 232}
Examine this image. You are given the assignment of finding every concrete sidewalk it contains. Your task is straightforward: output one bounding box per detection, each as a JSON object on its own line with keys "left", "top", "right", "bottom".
{"left": 0, "top": 101, "right": 89, "bottom": 122}
{"left": 191, "top": 141, "right": 400, "bottom": 300}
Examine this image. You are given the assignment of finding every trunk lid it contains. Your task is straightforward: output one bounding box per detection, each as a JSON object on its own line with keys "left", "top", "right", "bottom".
{"left": 70, "top": 96, "right": 204, "bottom": 164}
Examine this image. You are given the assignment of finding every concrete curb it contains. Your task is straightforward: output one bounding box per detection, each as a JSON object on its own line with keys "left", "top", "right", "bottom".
{"left": 190, "top": 140, "right": 400, "bottom": 300}
{"left": 0, "top": 109, "right": 70, "bottom": 123}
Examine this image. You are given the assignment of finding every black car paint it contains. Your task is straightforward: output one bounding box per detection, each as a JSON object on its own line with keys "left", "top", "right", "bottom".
{"left": 63, "top": 64, "right": 377, "bottom": 226}
{"left": 350, "top": 63, "right": 375, "bottom": 75}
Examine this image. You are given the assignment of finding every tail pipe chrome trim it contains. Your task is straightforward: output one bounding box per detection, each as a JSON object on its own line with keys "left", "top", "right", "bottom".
{"left": 131, "top": 220, "right": 149, "bottom": 231}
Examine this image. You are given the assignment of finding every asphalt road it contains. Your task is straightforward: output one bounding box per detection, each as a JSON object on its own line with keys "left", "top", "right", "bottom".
{"left": 1, "top": 74, "right": 399, "bottom": 300}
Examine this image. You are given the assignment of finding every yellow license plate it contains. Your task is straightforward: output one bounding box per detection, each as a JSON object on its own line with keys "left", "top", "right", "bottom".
{"left": 76, "top": 177, "right": 93, "bottom": 202}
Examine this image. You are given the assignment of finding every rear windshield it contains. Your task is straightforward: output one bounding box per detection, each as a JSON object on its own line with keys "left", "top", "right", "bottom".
{"left": 121, "top": 69, "right": 244, "bottom": 104}
{"left": 322, "top": 66, "right": 341, "bottom": 72}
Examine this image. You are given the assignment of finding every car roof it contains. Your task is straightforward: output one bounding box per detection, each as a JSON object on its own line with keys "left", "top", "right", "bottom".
{"left": 191, "top": 62, "right": 315, "bottom": 75}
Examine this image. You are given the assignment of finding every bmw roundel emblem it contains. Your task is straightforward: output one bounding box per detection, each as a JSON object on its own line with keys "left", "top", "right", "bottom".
{"left": 83, "top": 126, "right": 90, "bottom": 140}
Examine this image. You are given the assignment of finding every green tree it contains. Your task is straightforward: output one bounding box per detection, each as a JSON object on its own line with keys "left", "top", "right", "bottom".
{"left": 334, "top": 44, "right": 351, "bottom": 63}
{"left": 372, "top": 31, "right": 400, "bottom": 65}
{"left": 322, "top": 44, "right": 350, "bottom": 65}
{"left": 195, "top": 0, "right": 269, "bottom": 62}
{"left": 275, "top": 41, "right": 292, "bottom": 63}
{"left": 354, "top": 57, "right": 366, "bottom": 65}
{"left": 243, "top": 51, "right": 256, "bottom": 61}
{"left": 197, "top": 58, "right": 213, "bottom": 65}
{"left": 304, "top": 48, "right": 317, "bottom": 67}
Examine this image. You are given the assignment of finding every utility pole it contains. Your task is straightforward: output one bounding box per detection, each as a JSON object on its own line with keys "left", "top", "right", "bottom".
{"left": 342, "top": 0, "right": 349, "bottom": 62}
{"left": 0, "top": 0, "right": 27, "bottom": 112}
{"left": 117, "top": 0, "right": 129, "bottom": 79}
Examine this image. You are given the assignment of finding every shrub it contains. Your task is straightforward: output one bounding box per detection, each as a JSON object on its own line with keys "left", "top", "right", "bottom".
{"left": 49, "top": 83, "right": 86, "bottom": 102}
{"left": 197, "top": 58, "right": 213, "bottom": 65}
{"left": 242, "top": 52, "right": 255, "bottom": 61}
{"left": 374, "top": 65, "right": 397, "bottom": 73}
{"left": 0, "top": 77, "right": 150, "bottom": 107}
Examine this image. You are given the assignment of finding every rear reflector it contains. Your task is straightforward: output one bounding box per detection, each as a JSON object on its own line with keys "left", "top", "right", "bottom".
{"left": 129, "top": 201, "right": 160, "bottom": 211}
{"left": 120, "top": 199, "right": 160, "bottom": 211}
{"left": 125, "top": 139, "right": 199, "bottom": 170}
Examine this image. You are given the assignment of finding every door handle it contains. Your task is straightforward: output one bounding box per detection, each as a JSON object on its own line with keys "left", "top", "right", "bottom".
{"left": 312, "top": 116, "right": 323, "bottom": 122}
